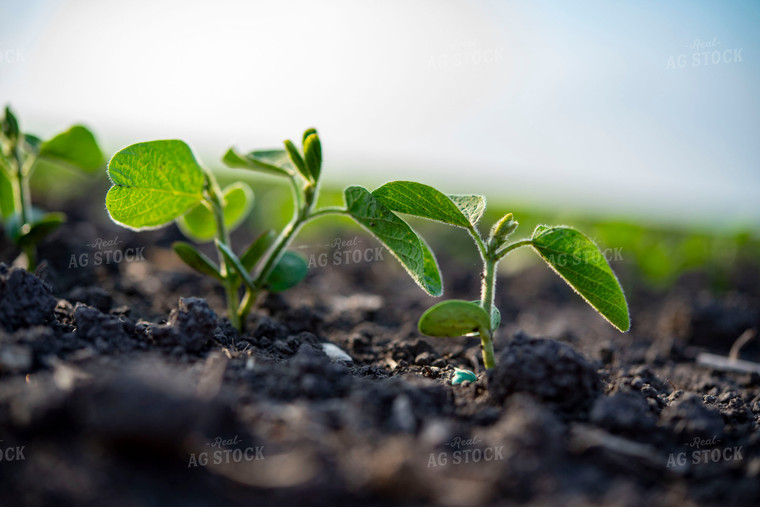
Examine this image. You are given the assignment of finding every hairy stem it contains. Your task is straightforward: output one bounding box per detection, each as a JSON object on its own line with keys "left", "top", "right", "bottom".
{"left": 479, "top": 238, "right": 533, "bottom": 368}
{"left": 479, "top": 255, "right": 497, "bottom": 369}
{"left": 468, "top": 225, "right": 488, "bottom": 262}
{"left": 496, "top": 239, "right": 533, "bottom": 260}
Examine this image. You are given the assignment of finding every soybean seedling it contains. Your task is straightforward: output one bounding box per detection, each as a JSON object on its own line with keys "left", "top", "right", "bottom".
{"left": 0, "top": 105, "right": 104, "bottom": 270}
{"left": 363, "top": 181, "right": 630, "bottom": 369}
{"left": 105, "top": 129, "right": 448, "bottom": 332}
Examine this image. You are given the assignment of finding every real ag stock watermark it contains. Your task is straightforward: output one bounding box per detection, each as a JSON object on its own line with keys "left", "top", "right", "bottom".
{"left": 666, "top": 435, "right": 744, "bottom": 469}
{"left": 68, "top": 236, "right": 145, "bottom": 268}
{"left": 0, "top": 440, "right": 26, "bottom": 463}
{"left": 543, "top": 241, "right": 623, "bottom": 268}
{"left": 300, "top": 235, "right": 385, "bottom": 269}
{"left": 0, "top": 44, "right": 25, "bottom": 65}
{"left": 427, "top": 37, "right": 504, "bottom": 69}
{"left": 666, "top": 37, "right": 743, "bottom": 70}
{"left": 427, "top": 435, "right": 504, "bottom": 467}
{"left": 187, "top": 434, "right": 264, "bottom": 468}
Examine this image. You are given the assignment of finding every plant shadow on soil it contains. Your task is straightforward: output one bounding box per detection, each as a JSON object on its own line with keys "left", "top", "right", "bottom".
{"left": 0, "top": 209, "right": 759, "bottom": 506}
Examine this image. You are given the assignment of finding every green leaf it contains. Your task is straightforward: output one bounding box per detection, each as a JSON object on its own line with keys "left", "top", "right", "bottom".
{"left": 240, "top": 229, "right": 276, "bottom": 272}
{"left": 222, "top": 147, "right": 291, "bottom": 177}
{"left": 40, "top": 125, "right": 103, "bottom": 172}
{"left": 0, "top": 158, "right": 14, "bottom": 219}
{"left": 2, "top": 106, "right": 20, "bottom": 142}
{"left": 447, "top": 194, "right": 486, "bottom": 226}
{"left": 472, "top": 300, "right": 501, "bottom": 330}
{"left": 418, "top": 300, "right": 491, "bottom": 337}
{"left": 490, "top": 213, "right": 518, "bottom": 242}
{"left": 344, "top": 185, "right": 442, "bottom": 296}
{"left": 13, "top": 212, "right": 65, "bottom": 247}
{"left": 177, "top": 182, "right": 254, "bottom": 242}
{"left": 372, "top": 181, "right": 472, "bottom": 228}
{"left": 23, "top": 134, "right": 42, "bottom": 154}
{"left": 215, "top": 240, "right": 257, "bottom": 292}
{"left": 173, "top": 241, "right": 223, "bottom": 281}
{"left": 303, "top": 131, "right": 322, "bottom": 181}
{"left": 265, "top": 251, "right": 308, "bottom": 292}
{"left": 419, "top": 235, "right": 444, "bottom": 298}
{"left": 531, "top": 225, "right": 630, "bottom": 332}
{"left": 106, "top": 140, "right": 206, "bottom": 229}
{"left": 284, "top": 140, "right": 310, "bottom": 181}
{"left": 302, "top": 128, "right": 317, "bottom": 144}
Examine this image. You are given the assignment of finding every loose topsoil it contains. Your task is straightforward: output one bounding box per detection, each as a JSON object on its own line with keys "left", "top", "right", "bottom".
{"left": 0, "top": 211, "right": 758, "bottom": 507}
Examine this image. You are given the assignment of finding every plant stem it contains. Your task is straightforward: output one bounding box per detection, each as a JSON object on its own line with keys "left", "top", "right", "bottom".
{"left": 12, "top": 147, "right": 37, "bottom": 269}
{"left": 496, "top": 239, "right": 533, "bottom": 260}
{"left": 11, "top": 146, "right": 30, "bottom": 220}
{"left": 479, "top": 255, "right": 497, "bottom": 369}
{"left": 468, "top": 225, "right": 488, "bottom": 262}
{"left": 477, "top": 238, "right": 533, "bottom": 369}
{"left": 252, "top": 206, "right": 347, "bottom": 289}
{"left": 205, "top": 173, "right": 241, "bottom": 331}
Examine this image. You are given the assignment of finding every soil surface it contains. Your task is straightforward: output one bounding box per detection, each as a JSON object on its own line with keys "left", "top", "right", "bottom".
{"left": 0, "top": 210, "right": 758, "bottom": 506}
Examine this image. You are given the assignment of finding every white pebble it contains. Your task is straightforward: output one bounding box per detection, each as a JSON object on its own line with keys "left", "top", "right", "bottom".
{"left": 321, "top": 343, "right": 353, "bottom": 363}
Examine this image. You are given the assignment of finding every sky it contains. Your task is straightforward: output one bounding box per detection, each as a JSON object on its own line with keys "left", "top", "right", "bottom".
{"left": 1, "top": 0, "right": 758, "bottom": 227}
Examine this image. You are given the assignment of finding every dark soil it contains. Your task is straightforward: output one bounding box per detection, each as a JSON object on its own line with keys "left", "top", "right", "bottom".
{"left": 0, "top": 212, "right": 758, "bottom": 506}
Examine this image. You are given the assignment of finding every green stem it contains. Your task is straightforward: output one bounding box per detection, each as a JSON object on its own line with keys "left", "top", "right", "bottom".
{"left": 480, "top": 255, "right": 497, "bottom": 369}
{"left": 468, "top": 225, "right": 488, "bottom": 261}
{"left": 305, "top": 206, "right": 348, "bottom": 221}
{"left": 252, "top": 206, "right": 347, "bottom": 288}
{"left": 206, "top": 173, "right": 241, "bottom": 331}
{"left": 12, "top": 148, "right": 37, "bottom": 269}
{"left": 495, "top": 239, "right": 533, "bottom": 260}
{"left": 477, "top": 238, "right": 533, "bottom": 369}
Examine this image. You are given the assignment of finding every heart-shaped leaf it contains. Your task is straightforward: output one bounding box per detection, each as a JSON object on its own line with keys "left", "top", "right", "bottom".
{"left": 177, "top": 182, "right": 254, "bottom": 242}
{"left": 531, "top": 225, "right": 630, "bottom": 332}
{"left": 418, "top": 300, "right": 491, "bottom": 337}
{"left": 106, "top": 140, "right": 205, "bottom": 229}
{"left": 40, "top": 125, "right": 103, "bottom": 172}
{"left": 345, "top": 185, "right": 442, "bottom": 296}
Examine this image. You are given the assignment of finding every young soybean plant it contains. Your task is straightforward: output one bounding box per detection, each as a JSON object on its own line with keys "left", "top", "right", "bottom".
{"left": 105, "top": 129, "right": 447, "bottom": 332}
{"left": 366, "top": 182, "right": 630, "bottom": 370}
{"left": 0, "top": 106, "right": 104, "bottom": 269}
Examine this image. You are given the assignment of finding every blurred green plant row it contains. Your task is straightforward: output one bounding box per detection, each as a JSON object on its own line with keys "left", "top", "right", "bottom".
{"left": 21, "top": 147, "right": 759, "bottom": 291}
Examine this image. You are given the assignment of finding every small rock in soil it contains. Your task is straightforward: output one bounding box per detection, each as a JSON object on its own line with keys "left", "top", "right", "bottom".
{"left": 321, "top": 343, "right": 353, "bottom": 363}
{"left": 0, "top": 264, "right": 57, "bottom": 332}
{"left": 488, "top": 332, "right": 601, "bottom": 414}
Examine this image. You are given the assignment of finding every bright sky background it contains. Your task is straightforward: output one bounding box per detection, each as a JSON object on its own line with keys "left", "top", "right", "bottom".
{"left": 1, "top": 0, "right": 758, "bottom": 227}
